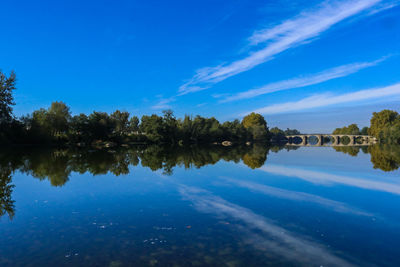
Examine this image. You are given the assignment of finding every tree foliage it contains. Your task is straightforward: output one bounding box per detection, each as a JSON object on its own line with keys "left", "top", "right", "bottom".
{"left": 333, "top": 124, "right": 360, "bottom": 135}
{"left": 0, "top": 70, "right": 16, "bottom": 125}
{"left": 241, "top": 112, "right": 269, "bottom": 141}
{"left": 369, "top": 110, "right": 400, "bottom": 144}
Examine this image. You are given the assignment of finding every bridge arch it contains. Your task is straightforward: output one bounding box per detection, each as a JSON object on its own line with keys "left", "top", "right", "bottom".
{"left": 285, "top": 134, "right": 376, "bottom": 146}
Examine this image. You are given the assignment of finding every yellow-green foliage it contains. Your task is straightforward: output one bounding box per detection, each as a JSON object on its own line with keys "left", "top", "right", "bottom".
{"left": 369, "top": 110, "right": 400, "bottom": 143}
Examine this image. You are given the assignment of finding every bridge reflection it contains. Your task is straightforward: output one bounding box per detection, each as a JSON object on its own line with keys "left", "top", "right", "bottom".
{"left": 285, "top": 134, "right": 377, "bottom": 146}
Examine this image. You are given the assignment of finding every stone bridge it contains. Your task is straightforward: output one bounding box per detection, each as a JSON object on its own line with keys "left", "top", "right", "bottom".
{"left": 285, "top": 134, "right": 377, "bottom": 146}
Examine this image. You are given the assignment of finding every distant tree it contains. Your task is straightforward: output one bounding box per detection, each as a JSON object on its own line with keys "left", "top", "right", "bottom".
{"left": 110, "top": 110, "right": 130, "bottom": 136}
{"left": 140, "top": 114, "right": 164, "bottom": 143}
{"left": 69, "top": 114, "right": 90, "bottom": 142}
{"left": 369, "top": 110, "right": 400, "bottom": 138}
{"left": 88, "top": 112, "right": 114, "bottom": 140}
{"left": 0, "top": 70, "right": 16, "bottom": 125}
{"left": 347, "top": 124, "right": 360, "bottom": 135}
{"left": 178, "top": 115, "right": 194, "bottom": 143}
{"left": 222, "top": 119, "right": 246, "bottom": 142}
{"left": 241, "top": 112, "right": 269, "bottom": 142}
{"left": 28, "top": 108, "right": 53, "bottom": 142}
{"left": 162, "top": 109, "right": 178, "bottom": 143}
{"left": 332, "top": 124, "right": 360, "bottom": 135}
{"left": 47, "top": 101, "right": 71, "bottom": 136}
{"left": 128, "top": 116, "right": 140, "bottom": 133}
{"left": 360, "top": 126, "right": 369, "bottom": 135}
{"left": 284, "top": 128, "right": 300, "bottom": 135}
{"left": 270, "top": 127, "right": 286, "bottom": 142}
{"left": 242, "top": 112, "right": 267, "bottom": 129}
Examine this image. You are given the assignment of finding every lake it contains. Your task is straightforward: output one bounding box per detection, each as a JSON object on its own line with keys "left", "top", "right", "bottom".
{"left": 0, "top": 145, "right": 400, "bottom": 266}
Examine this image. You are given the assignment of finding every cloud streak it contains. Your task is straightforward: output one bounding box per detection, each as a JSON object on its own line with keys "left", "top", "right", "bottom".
{"left": 220, "top": 58, "right": 385, "bottom": 103}
{"left": 260, "top": 164, "right": 400, "bottom": 195}
{"left": 221, "top": 177, "right": 373, "bottom": 217}
{"left": 242, "top": 82, "right": 400, "bottom": 115}
{"left": 179, "top": 0, "right": 385, "bottom": 95}
{"left": 151, "top": 97, "right": 175, "bottom": 110}
{"left": 180, "top": 185, "right": 356, "bottom": 267}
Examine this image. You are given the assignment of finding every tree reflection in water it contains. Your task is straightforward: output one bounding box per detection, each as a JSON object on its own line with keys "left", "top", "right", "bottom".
{"left": 333, "top": 144, "right": 400, "bottom": 172}
{"left": 1, "top": 143, "right": 399, "bottom": 219}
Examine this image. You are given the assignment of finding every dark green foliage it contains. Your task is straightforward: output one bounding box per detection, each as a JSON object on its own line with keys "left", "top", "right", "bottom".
{"left": 140, "top": 114, "right": 165, "bottom": 143}
{"left": 360, "top": 126, "right": 369, "bottom": 135}
{"left": 284, "top": 128, "right": 301, "bottom": 135}
{"left": 0, "top": 70, "right": 19, "bottom": 145}
{"left": 333, "top": 124, "right": 360, "bottom": 135}
{"left": 270, "top": 127, "right": 286, "bottom": 142}
{"left": 0, "top": 76, "right": 273, "bottom": 145}
{"left": 88, "top": 112, "right": 114, "bottom": 140}
{"left": 0, "top": 70, "right": 16, "bottom": 125}
{"left": 332, "top": 110, "right": 400, "bottom": 144}
{"left": 111, "top": 110, "right": 130, "bottom": 136}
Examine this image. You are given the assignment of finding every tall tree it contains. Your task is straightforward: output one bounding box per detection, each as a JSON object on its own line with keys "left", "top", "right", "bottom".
{"left": 128, "top": 116, "right": 140, "bottom": 133}
{"left": 162, "top": 110, "right": 178, "bottom": 143}
{"left": 241, "top": 112, "right": 269, "bottom": 141}
{"left": 111, "top": 110, "right": 130, "bottom": 136}
{"left": 369, "top": 110, "right": 399, "bottom": 138}
{"left": 140, "top": 114, "right": 164, "bottom": 143}
{"left": 47, "top": 101, "right": 71, "bottom": 136}
{"left": 0, "top": 71, "right": 16, "bottom": 124}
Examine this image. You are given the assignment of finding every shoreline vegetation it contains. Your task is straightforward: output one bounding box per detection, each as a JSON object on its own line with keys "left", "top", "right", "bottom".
{"left": 1, "top": 71, "right": 399, "bottom": 147}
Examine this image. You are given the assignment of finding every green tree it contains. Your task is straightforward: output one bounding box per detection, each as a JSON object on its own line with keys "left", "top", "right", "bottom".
{"left": 284, "top": 128, "right": 300, "bottom": 135}
{"left": 360, "top": 126, "right": 369, "bottom": 135}
{"left": 347, "top": 124, "right": 360, "bottom": 135}
{"left": 0, "top": 70, "right": 16, "bottom": 124}
{"left": 333, "top": 124, "right": 360, "bottom": 135}
{"left": 47, "top": 101, "right": 71, "bottom": 136}
{"left": 162, "top": 110, "right": 178, "bottom": 143}
{"left": 369, "top": 110, "right": 399, "bottom": 138}
{"left": 111, "top": 110, "right": 130, "bottom": 136}
{"left": 241, "top": 112, "right": 269, "bottom": 142}
{"left": 88, "top": 112, "right": 114, "bottom": 140}
{"left": 128, "top": 116, "right": 140, "bottom": 133}
{"left": 140, "top": 114, "right": 164, "bottom": 143}
{"left": 69, "top": 114, "right": 90, "bottom": 143}
{"left": 270, "top": 127, "right": 286, "bottom": 142}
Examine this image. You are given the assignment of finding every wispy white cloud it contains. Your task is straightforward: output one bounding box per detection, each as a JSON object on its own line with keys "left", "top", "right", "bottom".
{"left": 179, "top": 0, "right": 390, "bottom": 95}
{"left": 221, "top": 58, "right": 385, "bottom": 103}
{"left": 180, "top": 185, "right": 356, "bottom": 267}
{"left": 221, "top": 177, "right": 373, "bottom": 217}
{"left": 242, "top": 82, "right": 400, "bottom": 116}
{"left": 151, "top": 97, "right": 175, "bottom": 110}
{"left": 260, "top": 164, "right": 400, "bottom": 195}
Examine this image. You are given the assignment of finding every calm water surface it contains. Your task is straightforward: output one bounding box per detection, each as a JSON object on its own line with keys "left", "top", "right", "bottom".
{"left": 0, "top": 145, "right": 400, "bottom": 266}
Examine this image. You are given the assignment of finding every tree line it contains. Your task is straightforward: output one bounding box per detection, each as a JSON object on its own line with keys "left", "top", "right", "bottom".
{"left": 332, "top": 110, "right": 400, "bottom": 144}
{"left": 0, "top": 71, "right": 297, "bottom": 146}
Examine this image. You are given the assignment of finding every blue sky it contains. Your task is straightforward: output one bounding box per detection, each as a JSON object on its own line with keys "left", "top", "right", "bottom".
{"left": 1, "top": 0, "right": 400, "bottom": 132}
